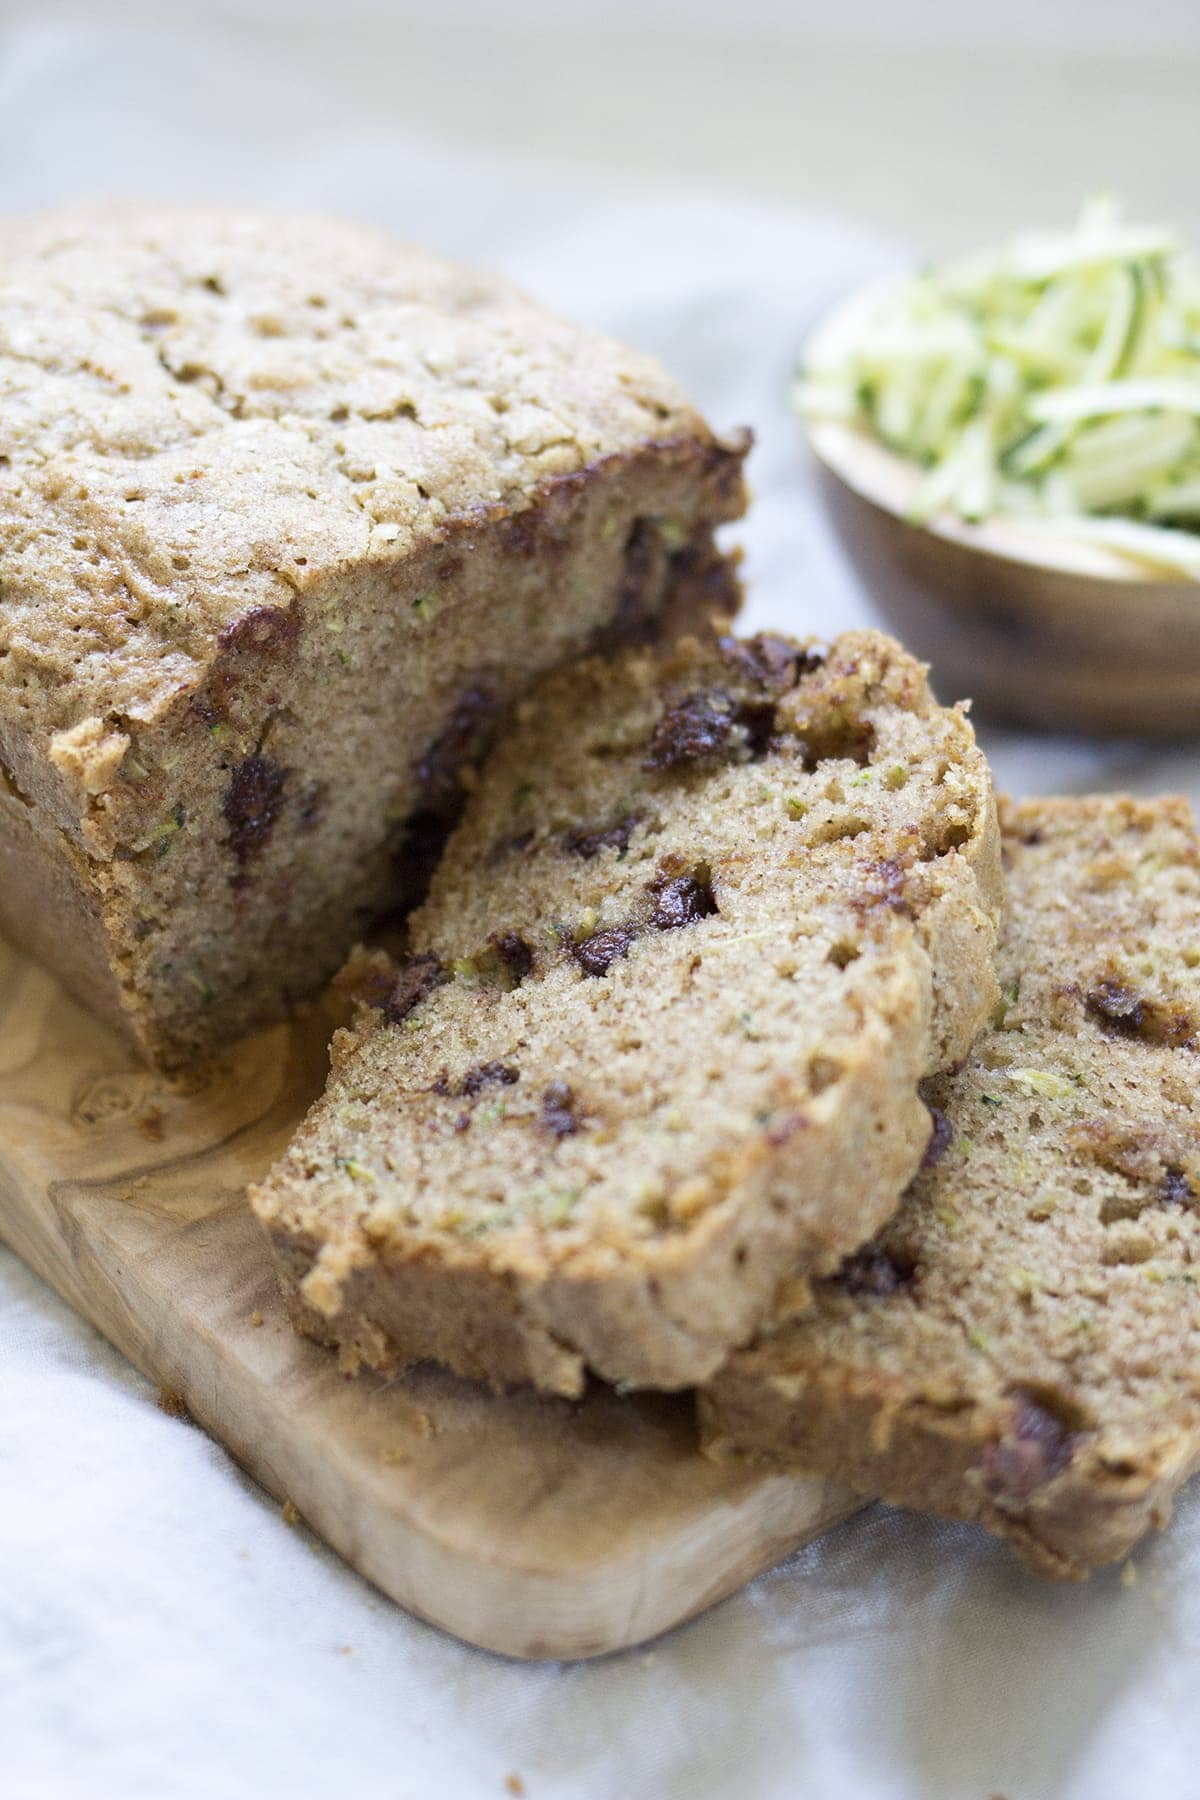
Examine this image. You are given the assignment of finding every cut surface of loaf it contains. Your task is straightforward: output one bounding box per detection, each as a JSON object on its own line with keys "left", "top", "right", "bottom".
{"left": 0, "top": 204, "right": 747, "bottom": 1067}
{"left": 700, "top": 795, "right": 1200, "bottom": 1578}
{"left": 251, "top": 629, "right": 1002, "bottom": 1396}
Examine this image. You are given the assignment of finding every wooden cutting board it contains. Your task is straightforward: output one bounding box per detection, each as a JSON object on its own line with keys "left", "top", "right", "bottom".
{"left": 0, "top": 938, "right": 858, "bottom": 1660}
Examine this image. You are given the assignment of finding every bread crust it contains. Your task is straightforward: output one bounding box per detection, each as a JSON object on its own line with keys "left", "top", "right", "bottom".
{"left": 252, "top": 630, "right": 1002, "bottom": 1394}
{"left": 701, "top": 795, "right": 1200, "bottom": 1578}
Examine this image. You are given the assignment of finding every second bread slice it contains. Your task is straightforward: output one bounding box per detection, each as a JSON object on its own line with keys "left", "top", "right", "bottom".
{"left": 252, "top": 630, "right": 1002, "bottom": 1395}
{"left": 699, "top": 796, "right": 1200, "bottom": 1577}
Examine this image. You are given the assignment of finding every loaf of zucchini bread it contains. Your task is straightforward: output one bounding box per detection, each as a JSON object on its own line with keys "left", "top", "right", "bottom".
{"left": 0, "top": 205, "right": 747, "bottom": 1067}
{"left": 251, "top": 629, "right": 1002, "bottom": 1395}
{"left": 700, "top": 795, "right": 1200, "bottom": 1578}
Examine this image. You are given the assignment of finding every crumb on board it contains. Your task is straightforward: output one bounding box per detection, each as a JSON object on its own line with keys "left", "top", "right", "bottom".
{"left": 1121, "top": 1561, "right": 1138, "bottom": 1588}
{"left": 282, "top": 1499, "right": 300, "bottom": 1527}
{"left": 382, "top": 1447, "right": 409, "bottom": 1466}
{"left": 156, "top": 1387, "right": 189, "bottom": 1421}
{"left": 380, "top": 1404, "right": 437, "bottom": 1444}
{"left": 505, "top": 1776, "right": 526, "bottom": 1797}
{"left": 251, "top": 1310, "right": 264, "bottom": 1328}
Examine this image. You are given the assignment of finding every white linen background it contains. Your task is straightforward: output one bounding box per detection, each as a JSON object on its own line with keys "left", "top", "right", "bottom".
{"left": 2, "top": 20, "right": 1200, "bottom": 1800}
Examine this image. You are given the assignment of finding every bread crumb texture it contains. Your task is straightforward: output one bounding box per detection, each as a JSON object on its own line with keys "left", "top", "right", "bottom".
{"left": 252, "top": 629, "right": 1001, "bottom": 1395}
{"left": 701, "top": 794, "right": 1200, "bottom": 1579}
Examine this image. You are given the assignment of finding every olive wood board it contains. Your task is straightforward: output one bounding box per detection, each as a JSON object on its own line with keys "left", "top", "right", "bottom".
{"left": 0, "top": 938, "right": 858, "bottom": 1661}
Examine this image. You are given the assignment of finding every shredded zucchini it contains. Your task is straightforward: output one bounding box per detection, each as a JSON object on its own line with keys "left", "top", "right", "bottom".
{"left": 797, "top": 198, "right": 1200, "bottom": 576}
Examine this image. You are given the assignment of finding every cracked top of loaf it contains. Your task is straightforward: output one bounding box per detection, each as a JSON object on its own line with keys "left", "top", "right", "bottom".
{"left": 0, "top": 204, "right": 724, "bottom": 740}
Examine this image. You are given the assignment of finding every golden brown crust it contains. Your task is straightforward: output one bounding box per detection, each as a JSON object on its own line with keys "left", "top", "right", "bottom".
{"left": 252, "top": 629, "right": 1001, "bottom": 1394}
{"left": 0, "top": 205, "right": 747, "bottom": 1065}
{"left": 700, "top": 794, "right": 1200, "bottom": 1578}
{"left": 0, "top": 204, "right": 723, "bottom": 739}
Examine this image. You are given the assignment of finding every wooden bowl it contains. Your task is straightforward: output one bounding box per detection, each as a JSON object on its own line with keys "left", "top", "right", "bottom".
{"left": 804, "top": 333, "right": 1200, "bottom": 738}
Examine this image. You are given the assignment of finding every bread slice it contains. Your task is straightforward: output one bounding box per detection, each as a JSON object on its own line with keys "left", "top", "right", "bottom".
{"left": 251, "top": 629, "right": 1002, "bottom": 1396}
{"left": 0, "top": 204, "right": 746, "bottom": 1068}
{"left": 700, "top": 795, "right": 1200, "bottom": 1578}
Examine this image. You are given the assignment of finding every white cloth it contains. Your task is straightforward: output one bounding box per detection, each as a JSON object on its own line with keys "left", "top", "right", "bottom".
{"left": 2, "top": 22, "right": 1199, "bottom": 1800}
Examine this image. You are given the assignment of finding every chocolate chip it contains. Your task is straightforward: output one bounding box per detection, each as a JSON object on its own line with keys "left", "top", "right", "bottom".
{"left": 1085, "top": 979, "right": 1145, "bottom": 1035}
{"left": 395, "top": 686, "right": 504, "bottom": 909}
{"left": 608, "top": 519, "right": 663, "bottom": 646}
{"left": 377, "top": 952, "right": 444, "bottom": 1026}
{"left": 540, "top": 1080, "right": 581, "bottom": 1139}
{"left": 218, "top": 605, "right": 301, "bottom": 655}
{"left": 415, "top": 686, "right": 501, "bottom": 814}
{"left": 718, "top": 633, "right": 821, "bottom": 692}
{"left": 922, "top": 1107, "right": 954, "bottom": 1168}
{"left": 649, "top": 871, "right": 718, "bottom": 931}
{"left": 1085, "top": 979, "right": 1195, "bottom": 1048}
{"left": 737, "top": 700, "right": 778, "bottom": 759}
{"left": 223, "top": 754, "right": 287, "bottom": 863}
{"left": 573, "top": 925, "right": 638, "bottom": 978}
{"left": 982, "top": 1395, "right": 1079, "bottom": 1503}
{"left": 830, "top": 1244, "right": 917, "bottom": 1298}
{"left": 504, "top": 510, "right": 539, "bottom": 557}
{"left": 1162, "top": 1167, "right": 1194, "bottom": 1206}
{"left": 493, "top": 930, "right": 534, "bottom": 985}
{"left": 460, "top": 1061, "right": 519, "bottom": 1098}
{"left": 644, "top": 690, "right": 737, "bottom": 771}
{"left": 643, "top": 654, "right": 797, "bottom": 773}
{"left": 395, "top": 807, "right": 450, "bottom": 912}
{"left": 563, "top": 815, "right": 639, "bottom": 860}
